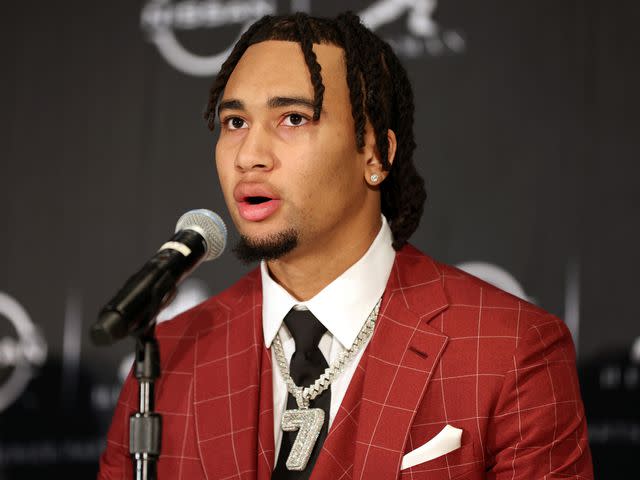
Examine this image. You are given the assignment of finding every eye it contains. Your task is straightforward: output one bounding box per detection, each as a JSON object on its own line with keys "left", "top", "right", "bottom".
{"left": 281, "top": 113, "right": 309, "bottom": 127}
{"left": 224, "top": 117, "right": 248, "bottom": 130}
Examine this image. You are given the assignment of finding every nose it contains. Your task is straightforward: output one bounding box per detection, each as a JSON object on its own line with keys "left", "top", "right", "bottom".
{"left": 234, "top": 124, "right": 275, "bottom": 173}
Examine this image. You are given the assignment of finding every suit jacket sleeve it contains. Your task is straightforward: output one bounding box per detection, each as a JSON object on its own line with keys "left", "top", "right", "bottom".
{"left": 487, "top": 314, "right": 593, "bottom": 478}
{"left": 97, "top": 367, "right": 136, "bottom": 479}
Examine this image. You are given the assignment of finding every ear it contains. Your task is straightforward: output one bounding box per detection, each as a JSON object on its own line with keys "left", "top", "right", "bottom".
{"left": 364, "top": 129, "right": 397, "bottom": 186}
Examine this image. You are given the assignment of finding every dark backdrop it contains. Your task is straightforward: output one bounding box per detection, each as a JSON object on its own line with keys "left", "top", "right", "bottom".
{"left": 1, "top": 1, "right": 638, "bottom": 478}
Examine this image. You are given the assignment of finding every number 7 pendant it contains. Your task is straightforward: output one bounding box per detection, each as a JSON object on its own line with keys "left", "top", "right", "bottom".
{"left": 281, "top": 407, "right": 325, "bottom": 471}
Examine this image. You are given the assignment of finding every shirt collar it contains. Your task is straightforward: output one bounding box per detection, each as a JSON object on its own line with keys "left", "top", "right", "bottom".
{"left": 261, "top": 216, "right": 395, "bottom": 349}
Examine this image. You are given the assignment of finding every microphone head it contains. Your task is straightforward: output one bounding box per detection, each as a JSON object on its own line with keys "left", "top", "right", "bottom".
{"left": 175, "top": 209, "right": 227, "bottom": 261}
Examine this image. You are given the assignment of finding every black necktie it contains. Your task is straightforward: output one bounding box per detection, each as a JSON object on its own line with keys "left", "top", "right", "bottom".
{"left": 272, "top": 309, "right": 331, "bottom": 479}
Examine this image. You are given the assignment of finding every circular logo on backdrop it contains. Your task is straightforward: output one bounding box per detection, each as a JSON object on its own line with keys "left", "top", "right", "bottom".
{"left": 141, "top": 0, "right": 465, "bottom": 77}
{"left": 455, "top": 261, "right": 533, "bottom": 303}
{"left": 0, "top": 292, "right": 47, "bottom": 412}
{"left": 141, "top": 0, "right": 276, "bottom": 77}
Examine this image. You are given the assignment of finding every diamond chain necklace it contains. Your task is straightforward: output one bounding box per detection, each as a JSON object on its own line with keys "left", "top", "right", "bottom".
{"left": 271, "top": 298, "right": 381, "bottom": 470}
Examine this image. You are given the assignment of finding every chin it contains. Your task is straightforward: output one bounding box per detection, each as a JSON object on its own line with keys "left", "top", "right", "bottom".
{"left": 232, "top": 228, "right": 299, "bottom": 263}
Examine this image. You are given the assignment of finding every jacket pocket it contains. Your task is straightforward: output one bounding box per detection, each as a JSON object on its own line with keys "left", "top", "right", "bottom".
{"left": 399, "top": 441, "right": 483, "bottom": 479}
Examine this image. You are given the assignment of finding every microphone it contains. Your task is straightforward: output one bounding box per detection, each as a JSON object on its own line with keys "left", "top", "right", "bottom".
{"left": 91, "top": 209, "right": 227, "bottom": 346}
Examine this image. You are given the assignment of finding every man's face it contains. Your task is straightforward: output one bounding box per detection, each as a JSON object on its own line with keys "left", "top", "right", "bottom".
{"left": 215, "top": 40, "right": 375, "bottom": 261}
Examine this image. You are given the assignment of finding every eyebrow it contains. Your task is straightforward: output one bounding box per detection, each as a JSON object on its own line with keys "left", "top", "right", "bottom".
{"left": 217, "top": 96, "right": 317, "bottom": 116}
{"left": 267, "top": 96, "right": 315, "bottom": 110}
{"left": 217, "top": 99, "right": 244, "bottom": 114}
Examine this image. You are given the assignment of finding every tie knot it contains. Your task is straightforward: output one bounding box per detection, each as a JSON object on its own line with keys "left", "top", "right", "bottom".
{"left": 283, "top": 308, "right": 327, "bottom": 353}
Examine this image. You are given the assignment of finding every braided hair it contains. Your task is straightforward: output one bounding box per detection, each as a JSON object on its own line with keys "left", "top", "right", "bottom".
{"left": 204, "top": 12, "right": 426, "bottom": 250}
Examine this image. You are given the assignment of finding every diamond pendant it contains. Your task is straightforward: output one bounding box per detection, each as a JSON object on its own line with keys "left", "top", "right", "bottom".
{"left": 281, "top": 407, "right": 325, "bottom": 471}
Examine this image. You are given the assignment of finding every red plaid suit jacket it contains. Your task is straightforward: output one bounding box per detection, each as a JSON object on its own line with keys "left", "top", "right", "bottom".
{"left": 98, "top": 245, "right": 592, "bottom": 479}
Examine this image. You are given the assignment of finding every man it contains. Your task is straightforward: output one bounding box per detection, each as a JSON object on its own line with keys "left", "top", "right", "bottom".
{"left": 99, "top": 12, "right": 593, "bottom": 479}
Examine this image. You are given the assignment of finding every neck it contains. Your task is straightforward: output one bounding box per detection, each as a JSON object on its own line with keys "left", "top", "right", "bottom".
{"left": 266, "top": 216, "right": 382, "bottom": 301}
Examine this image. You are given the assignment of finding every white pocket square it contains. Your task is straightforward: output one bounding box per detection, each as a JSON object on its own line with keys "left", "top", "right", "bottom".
{"left": 400, "top": 424, "right": 463, "bottom": 470}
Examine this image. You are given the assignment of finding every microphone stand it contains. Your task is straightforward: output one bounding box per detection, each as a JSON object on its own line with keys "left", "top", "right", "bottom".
{"left": 129, "top": 327, "right": 161, "bottom": 480}
{"left": 91, "top": 210, "right": 226, "bottom": 479}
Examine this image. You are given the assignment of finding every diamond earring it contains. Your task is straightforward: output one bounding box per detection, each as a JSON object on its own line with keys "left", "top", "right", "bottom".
{"left": 370, "top": 174, "right": 379, "bottom": 183}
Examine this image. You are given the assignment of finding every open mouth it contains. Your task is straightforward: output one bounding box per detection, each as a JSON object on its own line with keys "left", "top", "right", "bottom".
{"left": 245, "top": 196, "right": 271, "bottom": 205}
{"left": 234, "top": 183, "right": 281, "bottom": 221}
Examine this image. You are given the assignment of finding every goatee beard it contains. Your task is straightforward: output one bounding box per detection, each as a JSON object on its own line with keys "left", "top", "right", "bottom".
{"left": 232, "top": 229, "right": 298, "bottom": 263}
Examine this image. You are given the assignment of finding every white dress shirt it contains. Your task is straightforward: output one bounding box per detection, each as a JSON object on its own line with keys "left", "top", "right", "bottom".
{"left": 261, "top": 216, "right": 396, "bottom": 461}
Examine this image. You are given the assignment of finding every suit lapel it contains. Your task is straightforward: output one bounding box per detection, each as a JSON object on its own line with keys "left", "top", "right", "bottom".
{"left": 314, "top": 246, "right": 450, "bottom": 479}
{"left": 189, "top": 247, "right": 448, "bottom": 479}
{"left": 257, "top": 344, "right": 275, "bottom": 479}
{"left": 193, "top": 271, "right": 272, "bottom": 479}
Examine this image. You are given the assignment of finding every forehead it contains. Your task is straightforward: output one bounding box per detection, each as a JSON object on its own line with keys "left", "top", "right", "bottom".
{"left": 223, "top": 40, "right": 348, "bottom": 104}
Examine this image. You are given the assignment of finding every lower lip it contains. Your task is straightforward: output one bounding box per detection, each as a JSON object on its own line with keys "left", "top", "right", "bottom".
{"left": 237, "top": 199, "right": 282, "bottom": 222}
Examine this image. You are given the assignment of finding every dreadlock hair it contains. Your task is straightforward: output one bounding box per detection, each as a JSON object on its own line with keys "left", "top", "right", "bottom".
{"left": 204, "top": 12, "right": 426, "bottom": 250}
